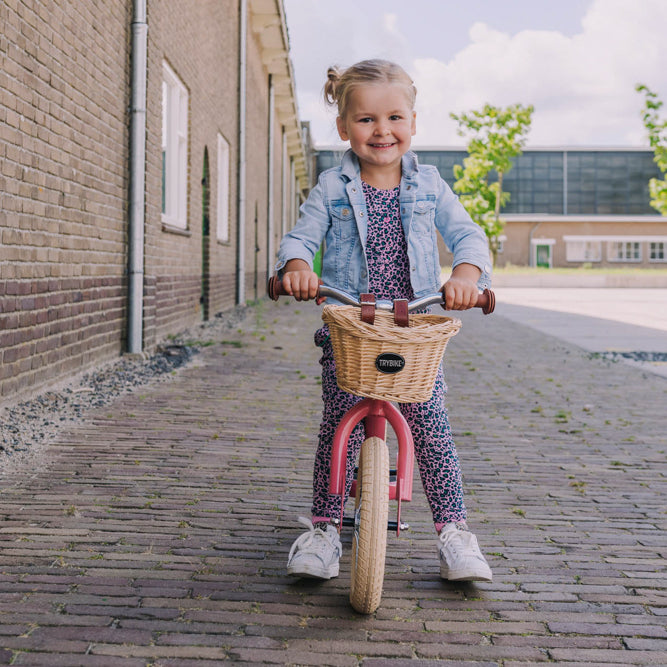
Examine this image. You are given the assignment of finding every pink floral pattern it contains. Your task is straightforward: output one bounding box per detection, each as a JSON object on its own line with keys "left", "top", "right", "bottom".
{"left": 310, "top": 183, "right": 467, "bottom": 527}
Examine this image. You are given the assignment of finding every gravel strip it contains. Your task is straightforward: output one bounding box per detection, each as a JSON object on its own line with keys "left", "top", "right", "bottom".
{"left": 0, "top": 305, "right": 249, "bottom": 472}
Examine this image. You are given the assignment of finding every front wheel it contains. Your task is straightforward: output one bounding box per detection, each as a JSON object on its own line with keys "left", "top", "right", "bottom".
{"left": 349, "top": 436, "right": 389, "bottom": 614}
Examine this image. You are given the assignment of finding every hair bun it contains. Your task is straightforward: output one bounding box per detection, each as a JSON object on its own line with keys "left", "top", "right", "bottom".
{"left": 324, "top": 66, "right": 342, "bottom": 106}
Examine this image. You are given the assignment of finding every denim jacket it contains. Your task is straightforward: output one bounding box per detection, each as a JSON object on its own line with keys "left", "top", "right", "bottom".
{"left": 276, "top": 150, "right": 492, "bottom": 303}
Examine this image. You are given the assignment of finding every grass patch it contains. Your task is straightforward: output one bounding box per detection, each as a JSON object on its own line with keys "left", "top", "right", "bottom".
{"left": 491, "top": 265, "right": 667, "bottom": 277}
{"left": 221, "top": 340, "right": 244, "bottom": 348}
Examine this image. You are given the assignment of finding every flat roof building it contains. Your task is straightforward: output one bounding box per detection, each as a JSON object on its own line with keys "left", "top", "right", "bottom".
{"left": 316, "top": 147, "right": 667, "bottom": 269}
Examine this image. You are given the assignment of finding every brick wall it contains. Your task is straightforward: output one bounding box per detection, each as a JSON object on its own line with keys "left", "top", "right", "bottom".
{"left": 0, "top": 0, "right": 132, "bottom": 402}
{"left": 244, "top": 29, "right": 270, "bottom": 302}
{"left": 144, "top": 0, "right": 242, "bottom": 345}
{"left": 1, "top": 0, "right": 304, "bottom": 405}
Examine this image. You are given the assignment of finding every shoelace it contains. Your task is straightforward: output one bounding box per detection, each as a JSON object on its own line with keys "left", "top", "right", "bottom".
{"left": 439, "top": 526, "right": 485, "bottom": 563}
{"left": 438, "top": 528, "right": 465, "bottom": 557}
{"left": 288, "top": 516, "right": 333, "bottom": 562}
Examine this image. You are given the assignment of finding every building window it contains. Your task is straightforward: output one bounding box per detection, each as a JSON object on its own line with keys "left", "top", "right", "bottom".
{"left": 500, "top": 151, "right": 565, "bottom": 215}
{"left": 216, "top": 134, "right": 230, "bottom": 242}
{"left": 650, "top": 242, "right": 666, "bottom": 262}
{"left": 162, "top": 62, "right": 188, "bottom": 229}
{"left": 608, "top": 241, "right": 641, "bottom": 262}
{"left": 565, "top": 240, "right": 601, "bottom": 262}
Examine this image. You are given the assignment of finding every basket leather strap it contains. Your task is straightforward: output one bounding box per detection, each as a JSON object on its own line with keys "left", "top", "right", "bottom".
{"left": 393, "top": 299, "right": 409, "bottom": 327}
{"left": 360, "top": 293, "right": 376, "bottom": 325}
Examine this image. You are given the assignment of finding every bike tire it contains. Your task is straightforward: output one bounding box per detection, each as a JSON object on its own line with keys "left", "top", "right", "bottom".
{"left": 349, "top": 436, "right": 389, "bottom": 614}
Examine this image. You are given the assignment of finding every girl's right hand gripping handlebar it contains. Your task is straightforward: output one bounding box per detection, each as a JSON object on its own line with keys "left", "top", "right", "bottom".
{"left": 267, "top": 276, "right": 495, "bottom": 315}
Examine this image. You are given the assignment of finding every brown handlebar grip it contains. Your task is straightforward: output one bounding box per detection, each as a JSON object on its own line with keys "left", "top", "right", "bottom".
{"left": 267, "top": 275, "right": 286, "bottom": 301}
{"left": 267, "top": 276, "right": 323, "bottom": 302}
{"left": 476, "top": 288, "right": 495, "bottom": 315}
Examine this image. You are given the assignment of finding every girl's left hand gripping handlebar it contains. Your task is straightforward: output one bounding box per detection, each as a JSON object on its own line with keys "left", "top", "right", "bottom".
{"left": 267, "top": 276, "right": 495, "bottom": 315}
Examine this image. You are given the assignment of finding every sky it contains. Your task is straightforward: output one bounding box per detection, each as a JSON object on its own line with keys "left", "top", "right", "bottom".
{"left": 283, "top": 0, "right": 667, "bottom": 148}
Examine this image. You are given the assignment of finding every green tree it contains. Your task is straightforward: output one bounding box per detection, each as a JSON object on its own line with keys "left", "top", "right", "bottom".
{"left": 636, "top": 84, "right": 667, "bottom": 216}
{"left": 450, "top": 103, "right": 534, "bottom": 263}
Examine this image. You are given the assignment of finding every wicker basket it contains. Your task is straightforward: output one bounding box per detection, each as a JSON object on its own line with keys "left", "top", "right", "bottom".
{"left": 322, "top": 305, "right": 462, "bottom": 403}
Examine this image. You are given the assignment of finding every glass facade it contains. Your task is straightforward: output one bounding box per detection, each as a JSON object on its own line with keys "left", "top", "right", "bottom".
{"left": 315, "top": 148, "right": 661, "bottom": 216}
{"left": 316, "top": 150, "right": 347, "bottom": 173}
{"left": 565, "top": 151, "right": 655, "bottom": 215}
{"left": 501, "top": 151, "right": 565, "bottom": 214}
{"left": 413, "top": 150, "right": 468, "bottom": 182}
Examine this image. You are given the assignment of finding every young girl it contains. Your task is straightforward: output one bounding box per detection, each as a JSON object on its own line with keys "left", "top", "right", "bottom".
{"left": 276, "top": 59, "right": 493, "bottom": 582}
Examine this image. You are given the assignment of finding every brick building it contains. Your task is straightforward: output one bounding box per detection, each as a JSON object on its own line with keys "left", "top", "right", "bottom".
{"left": 0, "top": 0, "right": 309, "bottom": 404}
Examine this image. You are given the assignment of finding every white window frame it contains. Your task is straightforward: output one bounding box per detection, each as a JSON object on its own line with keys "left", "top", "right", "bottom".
{"left": 650, "top": 241, "right": 666, "bottom": 262}
{"left": 530, "top": 238, "right": 556, "bottom": 268}
{"left": 162, "top": 62, "right": 188, "bottom": 229}
{"left": 565, "top": 239, "right": 602, "bottom": 263}
{"left": 608, "top": 241, "right": 641, "bottom": 263}
{"left": 216, "top": 133, "right": 230, "bottom": 243}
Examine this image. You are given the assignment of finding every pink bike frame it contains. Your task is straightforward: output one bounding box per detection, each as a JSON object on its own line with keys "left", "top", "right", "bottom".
{"left": 328, "top": 397, "right": 415, "bottom": 534}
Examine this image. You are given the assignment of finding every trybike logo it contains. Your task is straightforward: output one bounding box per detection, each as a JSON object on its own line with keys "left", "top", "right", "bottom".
{"left": 375, "top": 352, "right": 406, "bottom": 374}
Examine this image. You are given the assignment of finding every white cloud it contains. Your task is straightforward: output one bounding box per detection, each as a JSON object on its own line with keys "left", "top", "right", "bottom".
{"left": 293, "top": 0, "right": 667, "bottom": 148}
{"left": 412, "top": 0, "right": 667, "bottom": 147}
{"left": 285, "top": 0, "right": 414, "bottom": 146}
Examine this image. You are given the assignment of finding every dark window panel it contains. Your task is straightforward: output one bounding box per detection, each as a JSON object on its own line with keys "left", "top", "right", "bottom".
{"left": 315, "top": 149, "right": 660, "bottom": 216}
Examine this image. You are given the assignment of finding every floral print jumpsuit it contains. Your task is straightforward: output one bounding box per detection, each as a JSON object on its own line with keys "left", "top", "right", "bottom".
{"left": 311, "top": 182, "right": 466, "bottom": 532}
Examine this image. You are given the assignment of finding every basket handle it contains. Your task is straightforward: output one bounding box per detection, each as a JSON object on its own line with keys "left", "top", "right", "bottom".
{"left": 393, "top": 299, "right": 409, "bottom": 327}
{"left": 359, "top": 293, "right": 376, "bottom": 325}
{"left": 360, "top": 296, "right": 409, "bottom": 327}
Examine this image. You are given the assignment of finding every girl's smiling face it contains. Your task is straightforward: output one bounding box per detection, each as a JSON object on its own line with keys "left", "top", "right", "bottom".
{"left": 336, "top": 83, "right": 416, "bottom": 179}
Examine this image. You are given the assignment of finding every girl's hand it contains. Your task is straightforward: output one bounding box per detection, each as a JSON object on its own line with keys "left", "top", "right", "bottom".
{"left": 282, "top": 260, "right": 321, "bottom": 301}
{"left": 440, "top": 263, "right": 482, "bottom": 310}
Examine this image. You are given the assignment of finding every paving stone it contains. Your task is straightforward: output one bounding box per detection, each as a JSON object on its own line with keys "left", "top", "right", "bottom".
{"left": 549, "top": 648, "right": 667, "bottom": 664}
{"left": 0, "top": 298, "right": 666, "bottom": 665}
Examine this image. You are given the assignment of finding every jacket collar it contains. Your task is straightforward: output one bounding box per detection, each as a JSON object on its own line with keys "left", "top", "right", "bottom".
{"left": 340, "top": 149, "right": 419, "bottom": 182}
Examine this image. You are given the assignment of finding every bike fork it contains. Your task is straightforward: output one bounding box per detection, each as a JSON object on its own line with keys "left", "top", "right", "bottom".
{"left": 329, "top": 398, "right": 415, "bottom": 536}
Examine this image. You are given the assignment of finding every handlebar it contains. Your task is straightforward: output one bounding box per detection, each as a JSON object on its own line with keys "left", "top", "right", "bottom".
{"left": 267, "top": 276, "right": 495, "bottom": 315}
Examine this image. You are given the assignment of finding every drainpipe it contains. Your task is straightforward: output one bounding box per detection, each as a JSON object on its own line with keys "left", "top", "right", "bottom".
{"left": 127, "top": 0, "right": 147, "bottom": 353}
{"left": 563, "top": 149, "right": 568, "bottom": 215}
{"left": 290, "top": 157, "right": 296, "bottom": 227}
{"left": 281, "top": 128, "right": 287, "bottom": 237}
{"left": 266, "top": 74, "right": 275, "bottom": 280}
{"left": 236, "top": 0, "right": 247, "bottom": 304}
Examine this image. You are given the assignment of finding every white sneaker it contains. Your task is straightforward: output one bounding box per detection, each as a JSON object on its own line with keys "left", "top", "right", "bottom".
{"left": 287, "top": 517, "right": 342, "bottom": 580}
{"left": 438, "top": 523, "right": 493, "bottom": 582}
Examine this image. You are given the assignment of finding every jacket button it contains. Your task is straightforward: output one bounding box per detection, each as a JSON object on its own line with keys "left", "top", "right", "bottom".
{"left": 342, "top": 208, "right": 350, "bottom": 216}
{"left": 359, "top": 211, "right": 364, "bottom": 217}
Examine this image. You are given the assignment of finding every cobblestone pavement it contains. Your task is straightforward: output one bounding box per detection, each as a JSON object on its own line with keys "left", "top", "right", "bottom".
{"left": 0, "top": 298, "right": 665, "bottom": 666}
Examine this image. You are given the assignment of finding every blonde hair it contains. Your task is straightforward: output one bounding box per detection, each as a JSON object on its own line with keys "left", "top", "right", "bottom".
{"left": 323, "top": 59, "right": 417, "bottom": 120}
